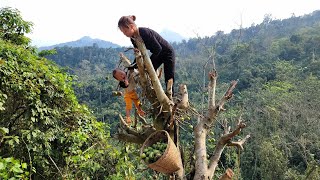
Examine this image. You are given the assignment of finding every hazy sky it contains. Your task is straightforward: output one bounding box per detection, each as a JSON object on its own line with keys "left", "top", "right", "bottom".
{"left": 1, "top": 0, "right": 319, "bottom": 47}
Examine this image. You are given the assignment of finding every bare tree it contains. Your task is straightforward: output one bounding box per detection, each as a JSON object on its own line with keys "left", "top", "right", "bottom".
{"left": 114, "top": 36, "right": 250, "bottom": 180}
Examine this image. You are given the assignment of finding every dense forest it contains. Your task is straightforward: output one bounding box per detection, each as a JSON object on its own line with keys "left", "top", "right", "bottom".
{"left": 1, "top": 6, "right": 320, "bottom": 179}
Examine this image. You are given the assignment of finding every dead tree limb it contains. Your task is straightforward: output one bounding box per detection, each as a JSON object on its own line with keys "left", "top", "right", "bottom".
{"left": 216, "top": 80, "right": 238, "bottom": 111}
{"left": 193, "top": 64, "right": 247, "bottom": 179}
{"left": 114, "top": 114, "right": 156, "bottom": 144}
{"left": 208, "top": 70, "right": 217, "bottom": 110}
{"left": 207, "top": 120, "right": 249, "bottom": 179}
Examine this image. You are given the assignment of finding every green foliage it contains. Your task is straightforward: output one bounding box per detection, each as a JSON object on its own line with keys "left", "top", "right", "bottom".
{"left": 240, "top": 63, "right": 320, "bottom": 179}
{"left": 0, "top": 7, "right": 33, "bottom": 46}
{"left": 62, "top": 120, "right": 121, "bottom": 179}
{"left": 108, "top": 144, "right": 138, "bottom": 180}
{"left": 0, "top": 16, "right": 122, "bottom": 179}
{"left": 0, "top": 156, "right": 29, "bottom": 180}
{"left": 38, "top": 49, "right": 57, "bottom": 57}
{"left": 0, "top": 127, "right": 29, "bottom": 179}
{"left": 42, "top": 45, "right": 129, "bottom": 127}
{"left": 259, "top": 137, "right": 288, "bottom": 180}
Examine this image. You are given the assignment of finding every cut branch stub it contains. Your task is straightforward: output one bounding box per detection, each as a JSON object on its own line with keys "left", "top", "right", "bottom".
{"left": 176, "top": 84, "right": 189, "bottom": 110}
{"left": 208, "top": 70, "right": 217, "bottom": 80}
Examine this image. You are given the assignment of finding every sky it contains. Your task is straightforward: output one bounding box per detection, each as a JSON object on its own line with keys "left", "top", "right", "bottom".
{"left": 1, "top": 0, "right": 320, "bottom": 47}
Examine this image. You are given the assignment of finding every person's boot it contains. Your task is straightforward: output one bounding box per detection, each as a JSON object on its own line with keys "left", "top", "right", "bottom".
{"left": 166, "top": 78, "right": 173, "bottom": 100}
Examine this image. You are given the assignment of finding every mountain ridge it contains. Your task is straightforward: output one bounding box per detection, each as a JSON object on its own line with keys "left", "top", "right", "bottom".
{"left": 38, "top": 29, "right": 186, "bottom": 50}
{"left": 38, "top": 36, "right": 121, "bottom": 50}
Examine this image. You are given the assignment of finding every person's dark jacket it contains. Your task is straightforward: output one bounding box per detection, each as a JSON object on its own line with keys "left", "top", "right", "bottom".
{"left": 130, "top": 27, "right": 174, "bottom": 63}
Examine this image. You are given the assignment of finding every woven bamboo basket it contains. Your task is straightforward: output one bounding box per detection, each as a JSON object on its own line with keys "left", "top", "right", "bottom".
{"left": 140, "top": 130, "right": 182, "bottom": 174}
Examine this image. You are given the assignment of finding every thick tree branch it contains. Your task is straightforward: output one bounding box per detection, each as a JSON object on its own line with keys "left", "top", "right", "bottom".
{"left": 113, "top": 133, "right": 145, "bottom": 144}
{"left": 208, "top": 80, "right": 238, "bottom": 121}
{"left": 224, "top": 120, "right": 246, "bottom": 139}
{"left": 207, "top": 120, "right": 247, "bottom": 178}
{"left": 119, "top": 114, "right": 141, "bottom": 136}
{"left": 217, "top": 80, "right": 238, "bottom": 111}
{"left": 208, "top": 70, "right": 217, "bottom": 110}
{"left": 133, "top": 37, "right": 174, "bottom": 131}
{"left": 194, "top": 75, "right": 239, "bottom": 179}
{"left": 193, "top": 119, "right": 210, "bottom": 179}
{"left": 133, "top": 49, "right": 160, "bottom": 114}
{"left": 224, "top": 80, "right": 238, "bottom": 98}
{"left": 133, "top": 49, "right": 148, "bottom": 91}
{"left": 132, "top": 36, "right": 172, "bottom": 108}
{"left": 116, "top": 114, "right": 157, "bottom": 144}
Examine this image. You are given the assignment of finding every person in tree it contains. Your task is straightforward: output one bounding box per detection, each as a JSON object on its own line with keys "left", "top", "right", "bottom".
{"left": 118, "top": 15, "right": 176, "bottom": 100}
{"left": 113, "top": 67, "right": 145, "bottom": 125}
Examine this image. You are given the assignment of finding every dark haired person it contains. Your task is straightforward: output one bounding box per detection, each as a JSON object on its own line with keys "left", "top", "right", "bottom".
{"left": 118, "top": 15, "right": 175, "bottom": 99}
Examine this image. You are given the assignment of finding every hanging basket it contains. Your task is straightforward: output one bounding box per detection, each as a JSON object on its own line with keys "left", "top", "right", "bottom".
{"left": 140, "top": 130, "right": 182, "bottom": 174}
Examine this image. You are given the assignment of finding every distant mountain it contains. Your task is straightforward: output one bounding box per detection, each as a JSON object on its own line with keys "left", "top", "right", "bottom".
{"left": 38, "top": 29, "right": 185, "bottom": 51}
{"left": 160, "top": 29, "right": 186, "bottom": 43}
{"left": 38, "top": 36, "right": 120, "bottom": 50}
